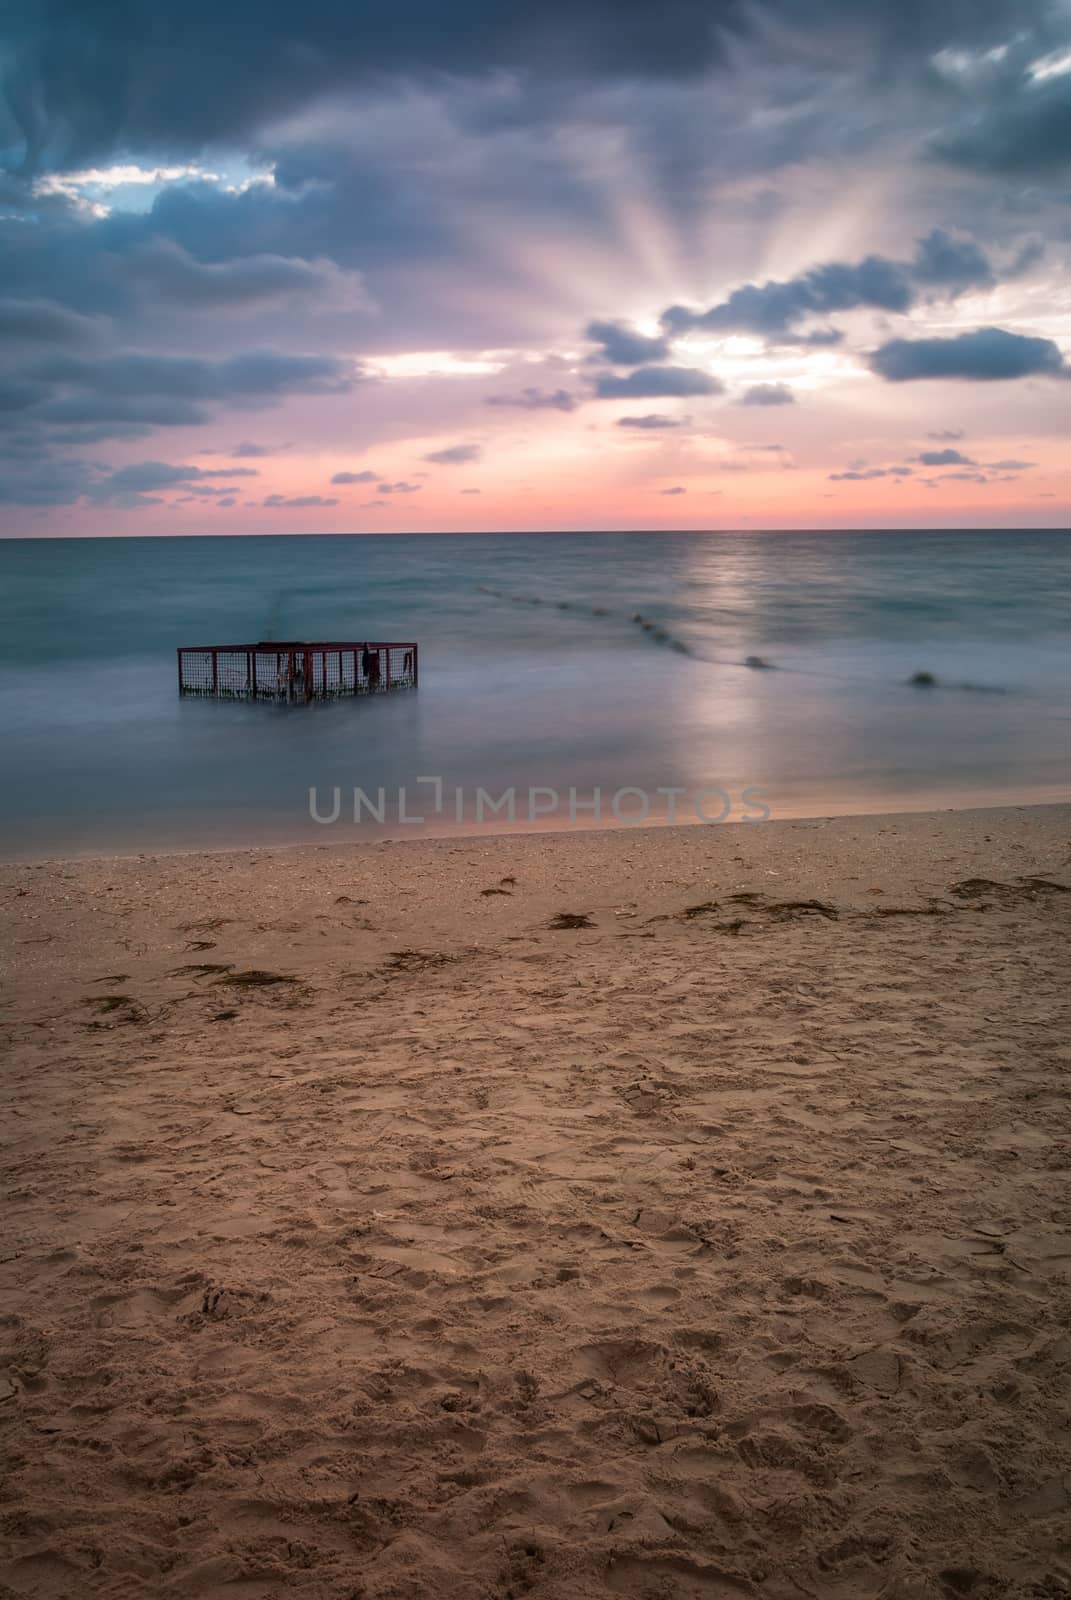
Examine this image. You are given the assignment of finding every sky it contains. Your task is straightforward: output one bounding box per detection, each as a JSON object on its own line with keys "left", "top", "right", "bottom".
{"left": 1, "top": 0, "right": 1070, "bottom": 535}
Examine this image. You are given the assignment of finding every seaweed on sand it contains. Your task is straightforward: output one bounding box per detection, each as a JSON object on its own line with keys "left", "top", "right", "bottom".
{"left": 212, "top": 969, "right": 301, "bottom": 987}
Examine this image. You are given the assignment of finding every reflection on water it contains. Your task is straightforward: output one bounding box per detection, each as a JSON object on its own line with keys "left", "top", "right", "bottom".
{"left": 0, "top": 530, "right": 1068, "bottom": 855}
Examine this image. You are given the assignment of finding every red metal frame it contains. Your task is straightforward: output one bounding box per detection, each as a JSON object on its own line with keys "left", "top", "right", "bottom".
{"left": 177, "top": 640, "right": 419, "bottom": 701}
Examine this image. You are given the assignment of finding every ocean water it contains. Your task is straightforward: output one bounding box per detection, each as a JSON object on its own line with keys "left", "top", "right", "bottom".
{"left": 1, "top": 530, "right": 1069, "bottom": 857}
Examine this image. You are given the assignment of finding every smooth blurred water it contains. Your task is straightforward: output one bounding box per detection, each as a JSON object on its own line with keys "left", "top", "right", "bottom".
{"left": 1, "top": 530, "right": 1069, "bottom": 856}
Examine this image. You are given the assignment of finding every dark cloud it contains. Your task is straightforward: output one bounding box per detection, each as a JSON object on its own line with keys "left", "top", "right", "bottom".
{"left": 916, "top": 448, "right": 975, "bottom": 466}
{"left": 0, "top": 457, "right": 95, "bottom": 504}
{"left": 34, "top": 394, "right": 210, "bottom": 428}
{"left": 30, "top": 349, "right": 357, "bottom": 401}
{"left": 485, "top": 387, "right": 577, "bottom": 411}
{"left": 423, "top": 443, "right": 481, "bottom": 464}
{"left": 662, "top": 231, "right": 995, "bottom": 346}
{"left": 0, "top": 348, "right": 359, "bottom": 445}
{"left": 586, "top": 319, "right": 671, "bottom": 364}
{"left": 231, "top": 441, "right": 275, "bottom": 457}
{"left": 829, "top": 466, "right": 913, "bottom": 480}
{"left": 88, "top": 461, "right": 209, "bottom": 496}
{"left": 0, "top": 297, "right": 103, "bottom": 344}
{"left": 0, "top": 1, "right": 756, "bottom": 172}
{"left": 616, "top": 414, "right": 682, "bottom": 429}
{"left": 175, "top": 482, "right": 242, "bottom": 495}
{"left": 47, "top": 420, "right": 155, "bottom": 444}
{"left": 738, "top": 383, "right": 795, "bottom": 406}
{"left": 86, "top": 458, "right": 258, "bottom": 500}
{"left": 930, "top": 73, "right": 1071, "bottom": 176}
{"left": 6, "top": 0, "right": 1059, "bottom": 177}
{"left": 910, "top": 228, "right": 993, "bottom": 290}
{"left": 0, "top": 378, "right": 50, "bottom": 410}
{"left": 331, "top": 469, "right": 378, "bottom": 483}
{"left": 870, "top": 326, "right": 1067, "bottom": 382}
{"left": 663, "top": 256, "right": 913, "bottom": 343}
{"left": 120, "top": 238, "right": 366, "bottom": 310}
{"left": 263, "top": 493, "right": 338, "bottom": 507}
{"left": 593, "top": 365, "right": 722, "bottom": 398}
{"left": 377, "top": 480, "right": 421, "bottom": 493}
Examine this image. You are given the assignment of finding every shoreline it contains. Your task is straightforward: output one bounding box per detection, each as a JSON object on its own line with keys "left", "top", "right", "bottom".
{"left": 4, "top": 788, "right": 1070, "bottom": 869}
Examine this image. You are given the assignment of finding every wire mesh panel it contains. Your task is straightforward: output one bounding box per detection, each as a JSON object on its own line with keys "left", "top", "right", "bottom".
{"left": 178, "top": 642, "right": 418, "bottom": 702}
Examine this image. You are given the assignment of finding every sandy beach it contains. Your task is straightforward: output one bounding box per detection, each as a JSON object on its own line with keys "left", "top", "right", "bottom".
{"left": 2, "top": 805, "right": 1070, "bottom": 1600}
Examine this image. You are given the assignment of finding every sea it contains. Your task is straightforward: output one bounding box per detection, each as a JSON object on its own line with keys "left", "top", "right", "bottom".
{"left": 1, "top": 529, "right": 1069, "bottom": 858}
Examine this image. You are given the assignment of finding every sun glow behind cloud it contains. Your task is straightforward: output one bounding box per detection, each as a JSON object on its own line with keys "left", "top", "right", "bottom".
{"left": 1, "top": 0, "right": 1069, "bottom": 532}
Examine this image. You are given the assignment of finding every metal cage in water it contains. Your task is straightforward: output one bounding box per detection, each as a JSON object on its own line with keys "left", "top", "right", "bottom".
{"left": 177, "top": 641, "right": 418, "bottom": 702}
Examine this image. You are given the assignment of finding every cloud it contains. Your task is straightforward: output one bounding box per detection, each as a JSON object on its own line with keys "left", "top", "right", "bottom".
{"left": 663, "top": 257, "right": 911, "bottom": 343}
{"left": 263, "top": 493, "right": 339, "bottom": 507}
{"left": 331, "top": 469, "right": 378, "bottom": 483}
{"left": 9, "top": 0, "right": 1055, "bottom": 180}
{"left": 175, "top": 482, "right": 243, "bottom": 495}
{"left": 916, "top": 448, "right": 976, "bottom": 466}
{"left": 829, "top": 466, "right": 913, "bottom": 480}
{"left": 2, "top": 1, "right": 1066, "bottom": 533}
{"left": 30, "top": 349, "right": 358, "bottom": 403}
{"left": 926, "top": 429, "right": 964, "bottom": 441}
{"left": 661, "top": 231, "right": 994, "bottom": 345}
{"left": 910, "top": 229, "right": 993, "bottom": 290}
{"left": 986, "top": 458, "right": 1036, "bottom": 470}
{"left": 738, "top": 383, "right": 794, "bottom": 406}
{"left": 120, "top": 238, "right": 373, "bottom": 312}
{"left": 86, "top": 459, "right": 252, "bottom": 500}
{"left": 485, "top": 387, "right": 577, "bottom": 411}
{"left": 0, "top": 297, "right": 103, "bottom": 344}
{"left": 1, "top": 349, "right": 360, "bottom": 443}
{"left": 423, "top": 443, "right": 481, "bottom": 464}
{"left": 0, "top": 378, "right": 50, "bottom": 410}
{"left": 377, "top": 480, "right": 421, "bottom": 493}
{"left": 616, "top": 414, "right": 682, "bottom": 429}
{"left": 231, "top": 441, "right": 276, "bottom": 457}
{"left": 870, "top": 327, "right": 1067, "bottom": 382}
{"left": 660, "top": 485, "right": 686, "bottom": 494}
{"left": 593, "top": 365, "right": 722, "bottom": 399}
{"left": 0, "top": 457, "right": 95, "bottom": 505}
{"left": 930, "top": 73, "right": 1071, "bottom": 175}
{"left": 586, "top": 319, "right": 671, "bottom": 364}
{"left": 1, "top": 0, "right": 752, "bottom": 173}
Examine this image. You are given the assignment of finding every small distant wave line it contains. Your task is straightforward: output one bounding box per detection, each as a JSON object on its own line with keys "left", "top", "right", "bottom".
{"left": 474, "top": 585, "right": 1012, "bottom": 695}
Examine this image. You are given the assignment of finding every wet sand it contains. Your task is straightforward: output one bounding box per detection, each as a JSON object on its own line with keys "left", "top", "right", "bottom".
{"left": 2, "top": 806, "right": 1070, "bottom": 1599}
